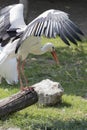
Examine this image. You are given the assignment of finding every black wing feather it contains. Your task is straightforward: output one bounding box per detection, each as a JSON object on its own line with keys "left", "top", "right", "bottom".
{"left": 65, "top": 21, "right": 82, "bottom": 42}
{"left": 67, "top": 20, "right": 84, "bottom": 36}
{"left": 59, "top": 25, "right": 70, "bottom": 46}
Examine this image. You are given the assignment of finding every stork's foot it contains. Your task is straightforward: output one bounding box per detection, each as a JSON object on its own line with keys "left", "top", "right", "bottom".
{"left": 20, "top": 86, "right": 34, "bottom": 92}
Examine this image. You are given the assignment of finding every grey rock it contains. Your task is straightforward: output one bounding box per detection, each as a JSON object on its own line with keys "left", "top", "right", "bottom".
{"left": 32, "top": 79, "right": 64, "bottom": 106}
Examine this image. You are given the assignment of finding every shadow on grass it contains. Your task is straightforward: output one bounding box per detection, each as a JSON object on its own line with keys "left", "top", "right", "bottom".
{"left": 39, "top": 101, "right": 72, "bottom": 109}
{"left": 30, "top": 118, "right": 87, "bottom": 130}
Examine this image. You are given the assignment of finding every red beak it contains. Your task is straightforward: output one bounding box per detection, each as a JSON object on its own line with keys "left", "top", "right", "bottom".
{"left": 51, "top": 51, "right": 59, "bottom": 64}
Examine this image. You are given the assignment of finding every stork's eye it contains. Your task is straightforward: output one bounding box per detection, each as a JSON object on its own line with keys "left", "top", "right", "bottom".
{"left": 52, "top": 46, "right": 55, "bottom": 51}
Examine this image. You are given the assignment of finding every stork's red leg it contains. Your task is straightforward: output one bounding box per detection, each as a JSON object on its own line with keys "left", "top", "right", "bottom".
{"left": 17, "top": 58, "right": 24, "bottom": 90}
{"left": 21, "top": 60, "right": 34, "bottom": 91}
{"left": 17, "top": 58, "right": 33, "bottom": 91}
{"left": 21, "top": 60, "right": 28, "bottom": 86}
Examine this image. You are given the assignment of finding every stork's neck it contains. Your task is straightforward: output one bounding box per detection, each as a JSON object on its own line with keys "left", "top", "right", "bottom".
{"left": 29, "top": 43, "right": 50, "bottom": 55}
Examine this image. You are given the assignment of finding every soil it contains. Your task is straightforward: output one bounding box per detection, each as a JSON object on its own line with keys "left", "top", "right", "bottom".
{"left": 0, "top": 0, "right": 87, "bottom": 36}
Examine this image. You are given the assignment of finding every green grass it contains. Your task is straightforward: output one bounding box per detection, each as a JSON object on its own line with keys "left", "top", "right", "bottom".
{"left": 0, "top": 37, "right": 87, "bottom": 130}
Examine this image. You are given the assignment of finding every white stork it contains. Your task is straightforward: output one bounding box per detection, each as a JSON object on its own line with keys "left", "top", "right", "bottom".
{"left": 0, "top": 4, "right": 84, "bottom": 90}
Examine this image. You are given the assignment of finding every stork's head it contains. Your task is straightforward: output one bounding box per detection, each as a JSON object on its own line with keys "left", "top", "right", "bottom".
{"left": 43, "top": 42, "right": 59, "bottom": 64}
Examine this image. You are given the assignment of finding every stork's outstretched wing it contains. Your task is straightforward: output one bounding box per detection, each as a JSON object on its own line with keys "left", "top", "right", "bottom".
{"left": 0, "top": 4, "right": 25, "bottom": 47}
{"left": 15, "top": 9, "right": 84, "bottom": 53}
{"left": 0, "top": 5, "right": 13, "bottom": 45}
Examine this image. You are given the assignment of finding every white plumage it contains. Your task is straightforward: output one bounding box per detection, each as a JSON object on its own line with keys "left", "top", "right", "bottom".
{"left": 0, "top": 45, "right": 18, "bottom": 85}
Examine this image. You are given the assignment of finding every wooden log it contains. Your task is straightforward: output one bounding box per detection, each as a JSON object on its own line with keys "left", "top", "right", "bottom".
{"left": 0, "top": 89, "right": 38, "bottom": 118}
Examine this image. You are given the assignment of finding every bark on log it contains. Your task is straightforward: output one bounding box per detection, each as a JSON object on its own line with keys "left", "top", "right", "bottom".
{"left": 0, "top": 89, "right": 38, "bottom": 118}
